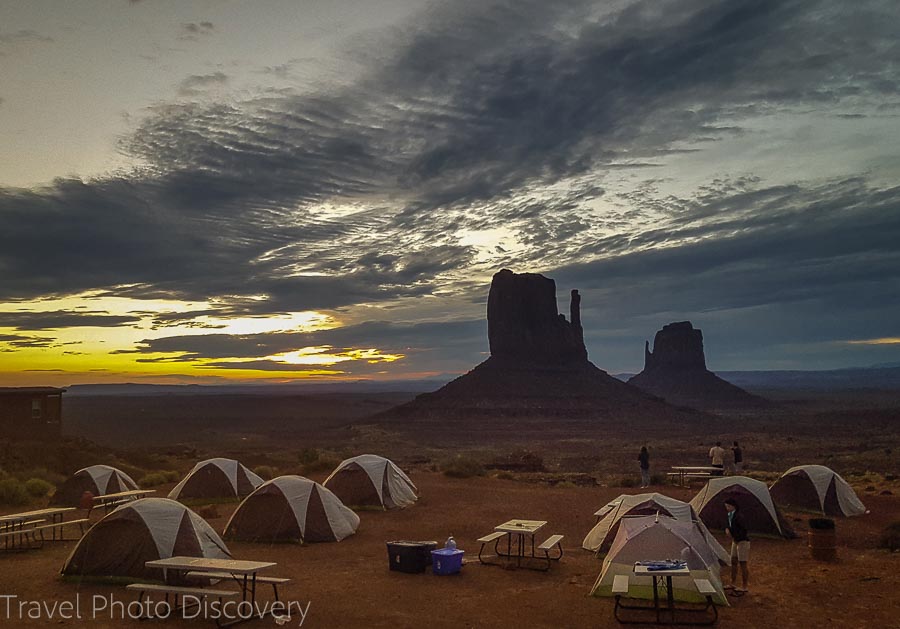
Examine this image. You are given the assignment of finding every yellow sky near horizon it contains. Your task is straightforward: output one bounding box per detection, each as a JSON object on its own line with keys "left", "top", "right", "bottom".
{"left": 0, "top": 293, "right": 406, "bottom": 386}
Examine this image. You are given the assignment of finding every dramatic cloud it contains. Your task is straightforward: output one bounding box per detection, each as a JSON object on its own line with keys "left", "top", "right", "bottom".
{"left": 0, "top": 310, "right": 142, "bottom": 331}
{"left": 1, "top": 0, "right": 898, "bottom": 375}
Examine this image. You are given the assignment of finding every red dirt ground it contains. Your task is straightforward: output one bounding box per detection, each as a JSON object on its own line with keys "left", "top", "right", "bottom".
{"left": 1, "top": 473, "right": 898, "bottom": 628}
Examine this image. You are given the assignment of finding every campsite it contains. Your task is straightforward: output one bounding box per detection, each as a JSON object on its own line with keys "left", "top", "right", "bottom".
{"left": 1, "top": 386, "right": 898, "bottom": 628}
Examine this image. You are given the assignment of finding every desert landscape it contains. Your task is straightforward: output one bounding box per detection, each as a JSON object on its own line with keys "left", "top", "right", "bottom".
{"left": 1, "top": 378, "right": 899, "bottom": 628}
{"left": 3, "top": 2, "right": 900, "bottom": 627}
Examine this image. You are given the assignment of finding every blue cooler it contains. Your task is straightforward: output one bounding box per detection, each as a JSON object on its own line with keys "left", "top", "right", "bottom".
{"left": 431, "top": 548, "right": 465, "bottom": 575}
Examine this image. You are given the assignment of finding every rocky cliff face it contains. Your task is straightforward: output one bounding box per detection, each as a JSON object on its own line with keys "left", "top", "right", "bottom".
{"left": 630, "top": 321, "right": 769, "bottom": 410}
{"left": 376, "top": 270, "right": 705, "bottom": 427}
{"left": 487, "top": 269, "right": 587, "bottom": 365}
{"left": 644, "top": 321, "right": 706, "bottom": 371}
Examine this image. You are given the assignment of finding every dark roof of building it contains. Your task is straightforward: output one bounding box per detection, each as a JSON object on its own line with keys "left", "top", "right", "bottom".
{"left": 0, "top": 387, "right": 67, "bottom": 395}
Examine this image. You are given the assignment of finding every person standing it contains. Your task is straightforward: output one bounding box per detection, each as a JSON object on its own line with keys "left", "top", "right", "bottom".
{"left": 724, "top": 498, "right": 750, "bottom": 593}
{"left": 709, "top": 441, "right": 726, "bottom": 475}
{"left": 731, "top": 441, "right": 744, "bottom": 475}
{"left": 638, "top": 446, "right": 651, "bottom": 488}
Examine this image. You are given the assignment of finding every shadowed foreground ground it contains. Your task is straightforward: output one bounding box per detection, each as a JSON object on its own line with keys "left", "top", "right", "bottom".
{"left": 2, "top": 472, "right": 897, "bottom": 628}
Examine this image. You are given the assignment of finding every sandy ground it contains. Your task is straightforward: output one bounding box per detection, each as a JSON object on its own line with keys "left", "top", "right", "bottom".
{"left": 1, "top": 473, "right": 898, "bottom": 628}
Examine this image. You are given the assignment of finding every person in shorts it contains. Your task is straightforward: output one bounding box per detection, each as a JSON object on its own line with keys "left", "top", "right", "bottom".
{"left": 724, "top": 497, "right": 750, "bottom": 593}
{"left": 708, "top": 441, "right": 726, "bottom": 475}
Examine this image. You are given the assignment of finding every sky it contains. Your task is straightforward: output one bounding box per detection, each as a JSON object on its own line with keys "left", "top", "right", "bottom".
{"left": 1, "top": 0, "right": 899, "bottom": 387}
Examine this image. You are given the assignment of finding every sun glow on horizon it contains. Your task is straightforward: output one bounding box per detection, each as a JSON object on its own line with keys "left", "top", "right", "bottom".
{"left": 0, "top": 292, "right": 406, "bottom": 385}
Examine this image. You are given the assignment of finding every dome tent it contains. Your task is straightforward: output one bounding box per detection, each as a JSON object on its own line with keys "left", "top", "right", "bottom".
{"left": 52, "top": 465, "right": 139, "bottom": 506}
{"left": 770, "top": 465, "right": 866, "bottom": 517}
{"left": 225, "top": 476, "right": 359, "bottom": 543}
{"left": 590, "top": 515, "right": 729, "bottom": 606}
{"left": 323, "top": 454, "right": 417, "bottom": 509}
{"left": 690, "top": 476, "right": 796, "bottom": 538}
{"left": 168, "top": 458, "right": 264, "bottom": 501}
{"left": 583, "top": 492, "right": 729, "bottom": 564}
{"left": 62, "top": 498, "right": 230, "bottom": 580}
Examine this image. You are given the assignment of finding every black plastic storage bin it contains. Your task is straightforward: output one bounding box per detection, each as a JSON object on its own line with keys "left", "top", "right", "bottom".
{"left": 386, "top": 540, "right": 438, "bottom": 573}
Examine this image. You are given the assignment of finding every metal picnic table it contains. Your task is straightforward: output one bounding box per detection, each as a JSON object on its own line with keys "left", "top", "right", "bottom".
{"left": 494, "top": 519, "right": 547, "bottom": 568}
{"left": 669, "top": 466, "right": 720, "bottom": 487}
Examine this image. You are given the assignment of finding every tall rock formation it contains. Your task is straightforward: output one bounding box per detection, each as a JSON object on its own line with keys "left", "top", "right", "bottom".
{"left": 376, "top": 270, "right": 703, "bottom": 427}
{"left": 487, "top": 269, "right": 587, "bottom": 365}
{"left": 629, "top": 321, "right": 768, "bottom": 410}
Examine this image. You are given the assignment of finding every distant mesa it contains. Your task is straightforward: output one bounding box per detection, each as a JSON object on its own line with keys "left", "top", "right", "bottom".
{"left": 628, "top": 321, "right": 769, "bottom": 411}
{"left": 376, "top": 269, "right": 703, "bottom": 426}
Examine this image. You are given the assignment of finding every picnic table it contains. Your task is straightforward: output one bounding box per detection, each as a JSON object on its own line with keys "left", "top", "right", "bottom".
{"left": 92, "top": 489, "right": 155, "bottom": 513}
{"left": 1, "top": 507, "right": 84, "bottom": 549}
{"left": 480, "top": 519, "right": 564, "bottom": 570}
{"left": 634, "top": 562, "right": 691, "bottom": 624}
{"left": 0, "top": 513, "right": 41, "bottom": 550}
{"left": 137, "top": 556, "right": 279, "bottom": 626}
{"left": 9, "top": 507, "right": 83, "bottom": 541}
{"left": 668, "top": 467, "right": 720, "bottom": 487}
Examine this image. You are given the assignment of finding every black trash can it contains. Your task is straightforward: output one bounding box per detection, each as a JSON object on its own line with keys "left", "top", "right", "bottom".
{"left": 386, "top": 540, "right": 438, "bottom": 573}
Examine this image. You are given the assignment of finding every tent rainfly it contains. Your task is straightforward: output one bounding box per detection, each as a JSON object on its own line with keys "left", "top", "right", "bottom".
{"left": 583, "top": 492, "right": 729, "bottom": 564}
{"left": 52, "top": 465, "right": 139, "bottom": 506}
{"left": 590, "top": 515, "right": 729, "bottom": 606}
{"left": 225, "top": 475, "right": 360, "bottom": 543}
{"left": 690, "top": 476, "right": 796, "bottom": 538}
{"left": 323, "top": 454, "right": 417, "bottom": 509}
{"left": 61, "top": 498, "right": 230, "bottom": 579}
{"left": 770, "top": 465, "right": 866, "bottom": 517}
{"left": 168, "top": 458, "right": 264, "bottom": 501}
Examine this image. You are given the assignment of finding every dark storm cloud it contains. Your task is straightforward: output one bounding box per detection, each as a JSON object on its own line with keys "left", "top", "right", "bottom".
{"left": 0, "top": 0, "right": 898, "bottom": 360}
{"left": 0, "top": 310, "right": 141, "bottom": 330}
{"left": 553, "top": 177, "right": 900, "bottom": 369}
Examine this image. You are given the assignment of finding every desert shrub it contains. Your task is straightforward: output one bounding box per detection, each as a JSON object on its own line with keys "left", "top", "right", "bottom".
{"left": 22, "top": 467, "right": 65, "bottom": 486}
{"left": 490, "top": 449, "right": 545, "bottom": 472}
{"left": 0, "top": 478, "right": 30, "bottom": 506}
{"left": 879, "top": 522, "right": 900, "bottom": 551}
{"left": 253, "top": 465, "right": 275, "bottom": 481}
{"left": 442, "top": 456, "right": 485, "bottom": 479}
{"left": 24, "top": 478, "right": 54, "bottom": 498}
{"left": 301, "top": 456, "right": 340, "bottom": 475}
{"left": 619, "top": 476, "right": 637, "bottom": 488}
{"left": 650, "top": 474, "right": 666, "bottom": 485}
{"left": 139, "top": 472, "right": 171, "bottom": 487}
{"left": 496, "top": 471, "right": 516, "bottom": 481}
{"left": 164, "top": 470, "right": 181, "bottom": 483}
{"left": 298, "top": 448, "right": 320, "bottom": 466}
{"left": 554, "top": 481, "right": 577, "bottom": 489}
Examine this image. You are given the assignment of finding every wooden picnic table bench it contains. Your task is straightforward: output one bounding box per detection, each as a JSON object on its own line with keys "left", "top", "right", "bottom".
{"left": 185, "top": 571, "right": 291, "bottom": 602}
{"left": 125, "top": 583, "right": 240, "bottom": 625}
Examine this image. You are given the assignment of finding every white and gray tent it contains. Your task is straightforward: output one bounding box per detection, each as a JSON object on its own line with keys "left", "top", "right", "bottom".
{"left": 583, "top": 492, "right": 729, "bottom": 564}
{"left": 52, "top": 464, "right": 139, "bottom": 506}
{"left": 168, "top": 458, "right": 264, "bottom": 501}
{"left": 690, "top": 476, "right": 795, "bottom": 538}
{"left": 770, "top": 465, "right": 866, "bottom": 517}
{"left": 62, "top": 498, "right": 230, "bottom": 580}
{"left": 225, "top": 475, "right": 359, "bottom": 543}
{"left": 323, "top": 454, "right": 417, "bottom": 509}
{"left": 590, "top": 515, "right": 729, "bottom": 606}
